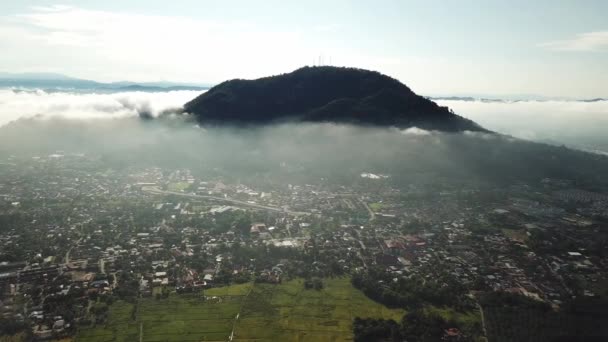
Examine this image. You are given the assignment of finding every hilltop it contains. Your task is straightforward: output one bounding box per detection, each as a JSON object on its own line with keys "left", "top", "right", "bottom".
{"left": 184, "top": 66, "right": 486, "bottom": 132}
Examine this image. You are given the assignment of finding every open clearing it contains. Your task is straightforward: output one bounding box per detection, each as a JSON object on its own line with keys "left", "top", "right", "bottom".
{"left": 166, "top": 182, "right": 191, "bottom": 192}
{"left": 76, "top": 277, "right": 403, "bottom": 342}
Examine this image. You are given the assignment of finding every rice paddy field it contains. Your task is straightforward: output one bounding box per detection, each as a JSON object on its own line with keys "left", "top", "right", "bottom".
{"left": 75, "top": 277, "right": 404, "bottom": 342}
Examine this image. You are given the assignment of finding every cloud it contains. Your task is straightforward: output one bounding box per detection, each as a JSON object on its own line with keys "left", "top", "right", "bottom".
{"left": 2, "top": 87, "right": 607, "bottom": 156}
{"left": 0, "top": 6, "right": 307, "bottom": 82}
{"left": 29, "top": 5, "right": 73, "bottom": 12}
{"left": 400, "top": 127, "right": 432, "bottom": 136}
{"left": 0, "top": 89, "right": 200, "bottom": 127}
{"left": 312, "top": 24, "right": 341, "bottom": 33}
{"left": 437, "top": 98, "right": 608, "bottom": 152}
{"left": 539, "top": 31, "right": 608, "bottom": 51}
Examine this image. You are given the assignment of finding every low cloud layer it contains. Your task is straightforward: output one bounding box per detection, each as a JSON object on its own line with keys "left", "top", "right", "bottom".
{"left": 437, "top": 99, "right": 608, "bottom": 153}
{"left": 0, "top": 89, "right": 199, "bottom": 127}
{"left": 2, "top": 93, "right": 608, "bottom": 191}
{"left": 0, "top": 89, "right": 606, "bottom": 154}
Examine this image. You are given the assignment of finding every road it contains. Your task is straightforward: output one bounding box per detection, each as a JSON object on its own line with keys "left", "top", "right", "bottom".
{"left": 65, "top": 236, "right": 83, "bottom": 264}
{"left": 478, "top": 303, "right": 489, "bottom": 341}
{"left": 142, "top": 186, "right": 309, "bottom": 216}
{"left": 286, "top": 223, "right": 292, "bottom": 238}
{"left": 474, "top": 297, "right": 489, "bottom": 342}
{"left": 358, "top": 198, "right": 376, "bottom": 221}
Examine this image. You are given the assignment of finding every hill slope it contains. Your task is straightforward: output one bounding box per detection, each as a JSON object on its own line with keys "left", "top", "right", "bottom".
{"left": 184, "top": 66, "right": 486, "bottom": 131}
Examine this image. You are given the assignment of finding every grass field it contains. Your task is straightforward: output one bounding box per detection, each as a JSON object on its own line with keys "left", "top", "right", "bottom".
{"left": 76, "top": 301, "right": 138, "bottom": 342}
{"left": 76, "top": 277, "right": 403, "bottom": 342}
{"left": 426, "top": 306, "right": 482, "bottom": 334}
{"left": 167, "top": 182, "right": 191, "bottom": 192}
{"left": 368, "top": 202, "right": 383, "bottom": 211}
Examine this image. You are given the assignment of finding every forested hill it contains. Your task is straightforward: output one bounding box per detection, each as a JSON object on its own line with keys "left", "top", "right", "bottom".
{"left": 184, "top": 66, "right": 486, "bottom": 132}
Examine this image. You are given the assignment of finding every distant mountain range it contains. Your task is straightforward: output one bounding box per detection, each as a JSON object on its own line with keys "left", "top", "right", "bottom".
{"left": 184, "top": 66, "right": 487, "bottom": 132}
{"left": 1, "top": 72, "right": 603, "bottom": 102}
{"left": 429, "top": 96, "right": 607, "bottom": 103}
{"left": 0, "top": 72, "right": 210, "bottom": 92}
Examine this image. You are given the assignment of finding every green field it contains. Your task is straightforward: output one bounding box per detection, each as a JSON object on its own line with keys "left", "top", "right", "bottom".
{"left": 76, "top": 277, "right": 404, "bottom": 342}
{"left": 368, "top": 202, "right": 383, "bottom": 211}
{"left": 167, "top": 182, "right": 191, "bottom": 192}
{"left": 76, "top": 301, "right": 139, "bottom": 342}
{"left": 425, "top": 306, "right": 482, "bottom": 334}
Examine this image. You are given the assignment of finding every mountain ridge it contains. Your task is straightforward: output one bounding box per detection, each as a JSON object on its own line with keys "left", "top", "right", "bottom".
{"left": 0, "top": 72, "right": 211, "bottom": 92}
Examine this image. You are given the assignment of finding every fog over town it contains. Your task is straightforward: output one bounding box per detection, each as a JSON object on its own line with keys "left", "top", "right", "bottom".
{"left": 1, "top": 88, "right": 607, "bottom": 154}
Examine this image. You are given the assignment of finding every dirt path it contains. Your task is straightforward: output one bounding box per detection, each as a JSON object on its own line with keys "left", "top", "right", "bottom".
{"left": 228, "top": 283, "right": 255, "bottom": 341}
{"left": 477, "top": 302, "right": 489, "bottom": 341}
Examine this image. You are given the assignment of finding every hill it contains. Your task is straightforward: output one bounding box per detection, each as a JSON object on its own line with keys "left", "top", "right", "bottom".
{"left": 183, "top": 66, "right": 486, "bottom": 131}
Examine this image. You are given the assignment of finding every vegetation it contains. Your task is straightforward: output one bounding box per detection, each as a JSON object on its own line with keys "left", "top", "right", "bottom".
{"left": 0, "top": 332, "right": 29, "bottom": 342}
{"left": 353, "top": 307, "right": 480, "bottom": 342}
{"left": 480, "top": 292, "right": 608, "bottom": 342}
{"left": 303, "top": 277, "right": 324, "bottom": 290}
{"left": 165, "top": 181, "right": 191, "bottom": 192}
{"left": 76, "top": 277, "right": 403, "bottom": 342}
{"left": 76, "top": 301, "right": 138, "bottom": 342}
{"left": 0, "top": 319, "right": 29, "bottom": 340}
{"left": 353, "top": 317, "right": 401, "bottom": 342}
{"left": 349, "top": 267, "right": 483, "bottom": 341}
{"left": 184, "top": 66, "right": 485, "bottom": 132}
{"left": 352, "top": 267, "right": 475, "bottom": 310}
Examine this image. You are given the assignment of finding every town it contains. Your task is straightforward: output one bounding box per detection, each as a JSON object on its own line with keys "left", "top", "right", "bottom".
{"left": 0, "top": 152, "right": 607, "bottom": 341}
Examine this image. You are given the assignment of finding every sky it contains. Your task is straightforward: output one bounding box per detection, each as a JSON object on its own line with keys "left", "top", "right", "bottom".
{"left": 0, "top": 0, "right": 607, "bottom": 97}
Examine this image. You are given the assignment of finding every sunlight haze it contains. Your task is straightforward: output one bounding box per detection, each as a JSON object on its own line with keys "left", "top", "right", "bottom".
{"left": 0, "top": 0, "right": 607, "bottom": 97}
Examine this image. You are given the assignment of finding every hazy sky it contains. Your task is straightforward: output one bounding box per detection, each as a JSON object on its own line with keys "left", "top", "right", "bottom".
{"left": 0, "top": 1, "right": 607, "bottom": 97}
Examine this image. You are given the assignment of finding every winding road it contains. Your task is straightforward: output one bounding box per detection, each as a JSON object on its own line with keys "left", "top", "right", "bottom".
{"left": 358, "top": 198, "right": 376, "bottom": 221}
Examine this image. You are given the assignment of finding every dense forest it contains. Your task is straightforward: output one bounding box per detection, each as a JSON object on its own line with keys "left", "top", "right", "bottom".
{"left": 184, "top": 66, "right": 484, "bottom": 132}
{"left": 352, "top": 278, "right": 608, "bottom": 342}
{"left": 351, "top": 267, "right": 481, "bottom": 341}
{"left": 479, "top": 292, "right": 608, "bottom": 342}
{"left": 354, "top": 309, "right": 477, "bottom": 342}
{"left": 351, "top": 268, "right": 474, "bottom": 310}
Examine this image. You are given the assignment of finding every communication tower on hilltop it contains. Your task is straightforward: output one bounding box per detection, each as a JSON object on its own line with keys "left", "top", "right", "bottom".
{"left": 313, "top": 54, "right": 333, "bottom": 66}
